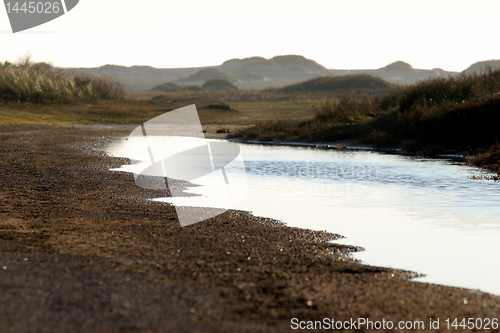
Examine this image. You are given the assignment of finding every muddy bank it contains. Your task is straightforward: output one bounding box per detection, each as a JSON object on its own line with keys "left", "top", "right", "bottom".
{"left": 0, "top": 124, "right": 499, "bottom": 332}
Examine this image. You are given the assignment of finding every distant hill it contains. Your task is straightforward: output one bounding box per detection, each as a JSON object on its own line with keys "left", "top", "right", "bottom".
{"left": 219, "top": 55, "right": 330, "bottom": 89}
{"left": 150, "top": 82, "right": 183, "bottom": 92}
{"left": 144, "top": 54, "right": 332, "bottom": 91}
{"left": 276, "top": 74, "right": 394, "bottom": 95}
{"left": 382, "top": 61, "right": 413, "bottom": 71}
{"left": 330, "top": 61, "right": 459, "bottom": 85}
{"left": 68, "top": 57, "right": 468, "bottom": 92}
{"left": 176, "top": 68, "right": 239, "bottom": 85}
{"left": 463, "top": 60, "right": 500, "bottom": 74}
{"left": 68, "top": 64, "right": 202, "bottom": 92}
{"left": 221, "top": 55, "right": 326, "bottom": 74}
{"left": 237, "top": 72, "right": 265, "bottom": 81}
{"left": 202, "top": 79, "right": 238, "bottom": 92}
{"left": 184, "top": 85, "right": 204, "bottom": 92}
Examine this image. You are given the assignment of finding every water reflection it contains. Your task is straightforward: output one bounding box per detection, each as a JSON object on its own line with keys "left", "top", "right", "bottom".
{"left": 106, "top": 138, "right": 500, "bottom": 295}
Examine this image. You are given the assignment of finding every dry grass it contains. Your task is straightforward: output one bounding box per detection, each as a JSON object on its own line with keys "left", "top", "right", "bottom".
{"left": 234, "top": 70, "right": 500, "bottom": 145}
{"left": 3, "top": 60, "right": 500, "bottom": 177}
{"left": 0, "top": 59, "right": 124, "bottom": 104}
{"left": 467, "top": 143, "right": 500, "bottom": 175}
{"left": 0, "top": 99, "right": 176, "bottom": 125}
{"left": 232, "top": 70, "right": 500, "bottom": 175}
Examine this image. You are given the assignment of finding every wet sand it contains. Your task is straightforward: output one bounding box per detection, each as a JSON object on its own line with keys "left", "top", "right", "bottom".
{"left": 1, "top": 124, "right": 499, "bottom": 332}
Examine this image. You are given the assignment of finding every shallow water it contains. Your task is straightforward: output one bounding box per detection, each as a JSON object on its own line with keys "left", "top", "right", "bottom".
{"left": 105, "top": 137, "right": 500, "bottom": 295}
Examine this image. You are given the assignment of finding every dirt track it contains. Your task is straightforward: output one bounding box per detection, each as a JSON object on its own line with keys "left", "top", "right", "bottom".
{"left": 1, "top": 124, "right": 499, "bottom": 332}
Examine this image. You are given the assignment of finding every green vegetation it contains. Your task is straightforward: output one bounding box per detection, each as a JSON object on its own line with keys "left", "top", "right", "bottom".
{"left": 0, "top": 82, "right": 320, "bottom": 126}
{"left": 466, "top": 143, "right": 500, "bottom": 174}
{"left": 232, "top": 70, "right": 500, "bottom": 174}
{"left": 0, "top": 100, "right": 176, "bottom": 125}
{"left": 0, "top": 59, "right": 124, "bottom": 104}
{"left": 274, "top": 74, "right": 394, "bottom": 96}
{"left": 145, "top": 89, "right": 326, "bottom": 124}
{"left": 201, "top": 103, "right": 235, "bottom": 111}
{"left": 2, "top": 56, "right": 499, "bottom": 176}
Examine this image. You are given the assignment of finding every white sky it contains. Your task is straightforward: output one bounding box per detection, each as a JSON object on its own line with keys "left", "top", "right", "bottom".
{"left": 1, "top": 0, "right": 499, "bottom": 71}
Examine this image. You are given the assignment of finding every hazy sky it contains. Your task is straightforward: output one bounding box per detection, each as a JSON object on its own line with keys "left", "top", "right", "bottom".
{"left": 1, "top": 0, "right": 499, "bottom": 71}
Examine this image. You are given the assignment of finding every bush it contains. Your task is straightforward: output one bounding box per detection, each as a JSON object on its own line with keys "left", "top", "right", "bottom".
{"left": 203, "top": 103, "right": 234, "bottom": 111}
{"left": 381, "top": 70, "right": 500, "bottom": 112}
{"left": 234, "top": 70, "right": 500, "bottom": 152}
{"left": 467, "top": 143, "right": 500, "bottom": 174}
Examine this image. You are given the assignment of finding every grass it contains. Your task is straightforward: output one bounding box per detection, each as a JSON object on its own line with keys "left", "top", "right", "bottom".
{"left": 274, "top": 74, "right": 395, "bottom": 97}
{"left": 233, "top": 70, "right": 500, "bottom": 144}
{"left": 231, "top": 70, "right": 500, "bottom": 175}
{"left": 201, "top": 103, "right": 235, "bottom": 111}
{"left": 0, "top": 100, "right": 178, "bottom": 125}
{"left": 2, "top": 57, "right": 499, "bottom": 176}
{"left": 0, "top": 58, "right": 275, "bottom": 125}
{"left": 0, "top": 89, "right": 318, "bottom": 126}
{"left": 229, "top": 94, "right": 377, "bottom": 142}
{"left": 0, "top": 59, "right": 124, "bottom": 104}
{"left": 143, "top": 90, "right": 321, "bottom": 125}
{"left": 466, "top": 143, "right": 500, "bottom": 174}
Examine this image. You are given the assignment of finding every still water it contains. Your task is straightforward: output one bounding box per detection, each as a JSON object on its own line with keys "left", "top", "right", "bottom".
{"left": 105, "top": 137, "right": 500, "bottom": 295}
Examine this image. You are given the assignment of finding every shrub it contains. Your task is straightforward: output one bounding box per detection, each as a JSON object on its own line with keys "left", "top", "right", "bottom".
{"left": 234, "top": 70, "right": 500, "bottom": 156}
{"left": 203, "top": 103, "right": 234, "bottom": 111}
